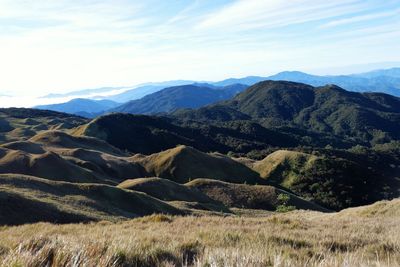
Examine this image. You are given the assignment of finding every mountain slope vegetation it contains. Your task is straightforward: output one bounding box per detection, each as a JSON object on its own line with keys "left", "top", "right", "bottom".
{"left": 175, "top": 81, "right": 400, "bottom": 146}
{"left": 76, "top": 112, "right": 296, "bottom": 154}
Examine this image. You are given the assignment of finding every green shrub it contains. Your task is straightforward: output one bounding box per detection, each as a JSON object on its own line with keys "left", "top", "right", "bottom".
{"left": 276, "top": 193, "right": 296, "bottom": 212}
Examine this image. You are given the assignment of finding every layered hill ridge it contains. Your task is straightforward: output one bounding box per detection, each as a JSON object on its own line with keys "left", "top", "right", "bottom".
{"left": 0, "top": 108, "right": 87, "bottom": 143}
{"left": 31, "top": 130, "right": 125, "bottom": 156}
{"left": 0, "top": 174, "right": 183, "bottom": 225}
{"left": 0, "top": 131, "right": 145, "bottom": 184}
{"left": 1, "top": 130, "right": 261, "bottom": 186}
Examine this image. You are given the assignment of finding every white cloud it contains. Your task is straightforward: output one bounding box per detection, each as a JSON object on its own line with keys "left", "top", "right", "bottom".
{"left": 0, "top": 0, "right": 399, "bottom": 107}
{"left": 320, "top": 8, "right": 400, "bottom": 28}
{"left": 196, "top": 0, "right": 364, "bottom": 30}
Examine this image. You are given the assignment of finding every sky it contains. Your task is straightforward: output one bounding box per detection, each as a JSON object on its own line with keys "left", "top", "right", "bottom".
{"left": 0, "top": 0, "right": 399, "bottom": 105}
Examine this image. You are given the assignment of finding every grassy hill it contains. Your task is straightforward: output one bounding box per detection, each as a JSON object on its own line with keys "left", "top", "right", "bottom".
{"left": 31, "top": 130, "right": 125, "bottom": 156}
{"left": 0, "top": 174, "right": 183, "bottom": 225}
{"left": 118, "top": 177, "right": 216, "bottom": 203}
{"left": 186, "top": 178, "right": 328, "bottom": 212}
{"left": 0, "top": 198, "right": 397, "bottom": 266}
{"left": 0, "top": 131, "right": 146, "bottom": 184}
{"left": 133, "top": 145, "right": 261, "bottom": 184}
{"left": 0, "top": 108, "right": 87, "bottom": 143}
{"left": 118, "top": 177, "right": 230, "bottom": 213}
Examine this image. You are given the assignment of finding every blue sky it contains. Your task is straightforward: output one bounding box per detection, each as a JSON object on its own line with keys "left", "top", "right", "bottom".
{"left": 0, "top": 0, "right": 399, "bottom": 100}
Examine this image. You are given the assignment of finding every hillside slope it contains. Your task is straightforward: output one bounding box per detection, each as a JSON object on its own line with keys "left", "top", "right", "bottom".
{"left": 132, "top": 145, "right": 261, "bottom": 184}
{"left": 0, "top": 174, "right": 183, "bottom": 225}
{"left": 0, "top": 131, "right": 147, "bottom": 184}
{"left": 252, "top": 149, "right": 400, "bottom": 210}
{"left": 0, "top": 108, "right": 87, "bottom": 143}
{"left": 76, "top": 113, "right": 296, "bottom": 154}
{"left": 186, "top": 178, "right": 327, "bottom": 212}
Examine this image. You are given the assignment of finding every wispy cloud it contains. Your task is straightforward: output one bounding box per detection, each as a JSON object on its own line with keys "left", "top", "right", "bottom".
{"left": 0, "top": 0, "right": 399, "bottom": 105}
{"left": 320, "top": 8, "right": 400, "bottom": 28}
{"left": 196, "top": 0, "right": 366, "bottom": 30}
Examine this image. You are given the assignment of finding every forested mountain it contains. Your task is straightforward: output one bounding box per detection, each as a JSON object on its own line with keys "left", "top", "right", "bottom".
{"left": 175, "top": 81, "right": 400, "bottom": 146}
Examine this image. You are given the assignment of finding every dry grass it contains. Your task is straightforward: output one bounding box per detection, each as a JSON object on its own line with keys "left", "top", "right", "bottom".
{"left": 137, "top": 145, "right": 260, "bottom": 184}
{"left": 0, "top": 199, "right": 399, "bottom": 267}
{"left": 0, "top": 111, "right": 86, "bottom": 143}
{"left": 252, "top": 150, "right": 318, "bottom": 183}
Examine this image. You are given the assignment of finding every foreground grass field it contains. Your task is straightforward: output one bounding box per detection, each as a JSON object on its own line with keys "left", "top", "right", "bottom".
{"left": 0, "top": 199, "right": 399, "bottom": 267}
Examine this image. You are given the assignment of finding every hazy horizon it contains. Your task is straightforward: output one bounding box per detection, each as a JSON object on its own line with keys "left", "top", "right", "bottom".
{"left": 0, "top": 0, "right": 399, "bottom": 100}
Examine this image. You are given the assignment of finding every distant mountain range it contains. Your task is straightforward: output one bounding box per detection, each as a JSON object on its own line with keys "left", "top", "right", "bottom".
{"left": 111, "top": 83, "right": 248, "bottom": 114}
{"left": 41, "top": 87, "right": 127, "bottom": 99}
{"left": 267, "top": 69, "right": 400, "bottom": 96}
{"left": 213, "top": 68, "right": 400, "bottom": 95}
{"left": 105, "top": 80, "right": 196, "bottom": 103}
{"left": 40, "top": 80, "right": 196, "bottom": 101}
{"left": 35, "top": 67, "right": 400, "bottom": 117}
{"left": 36, "top": 99, "right": 119, "bottom": 117}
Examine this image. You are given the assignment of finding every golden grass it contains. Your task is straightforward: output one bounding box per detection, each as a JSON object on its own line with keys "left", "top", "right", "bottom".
{"left": 0, "top": 199, "right": 399, "bottom": 267}
{"left": 0, "top": 112, "right": 85, "bottom": 143}
{"left": 136, "top": 145, "right": 260, "bottom": 184}
{"left": 253, "top": 150, "right": 318, "bottom": 181}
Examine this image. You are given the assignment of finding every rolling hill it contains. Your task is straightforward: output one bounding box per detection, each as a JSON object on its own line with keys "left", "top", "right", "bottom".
{"left": 0, "top": 131, "right": 146, "bottom": 184}
{"left": 0, "top": 108, "right": 87, "bottom": 143}
{"left": 0, "top": 106, "right": 397, "bottom": 220}
{"left": 0, "top": 174, "right": 183, "bottom": 225}
{"left": 118, "top": 177, "right": 230, "bottom": 213}
{"left": 132, "top": 145, "right": 261, "bottom": 184}
{"left": 186, "top": 178, "right": 327, "bottom": 212}
{"left": 76, "top": 112, "right": 296, "bottom": 154}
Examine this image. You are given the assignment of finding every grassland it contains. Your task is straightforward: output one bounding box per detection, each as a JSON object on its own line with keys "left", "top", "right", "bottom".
{"left": 0, "top": 199, "right": 398, "bottom": 267}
